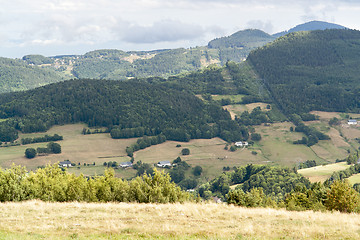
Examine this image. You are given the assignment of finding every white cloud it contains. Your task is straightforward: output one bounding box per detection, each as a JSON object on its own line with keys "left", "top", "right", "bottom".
{"left": 1, "top": 0, "right": 360, "bottom": 57}
{"left": 246, "top": 20, "right": 274, "bottom": 33}
{"left": 118, "top": 20, "right": 205, "bottom": 44}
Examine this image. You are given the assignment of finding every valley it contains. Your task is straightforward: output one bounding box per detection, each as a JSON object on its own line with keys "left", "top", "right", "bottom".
{"left": 1, "top": 104, "right": 359, "bottom": 186}
{"left": 2, "top": 0, "right": 360, "bottom": 237}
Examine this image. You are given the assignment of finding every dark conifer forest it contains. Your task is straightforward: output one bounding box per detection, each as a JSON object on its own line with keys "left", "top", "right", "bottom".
{"left": 248, "top": 29, "right": 360, "bottom": 114}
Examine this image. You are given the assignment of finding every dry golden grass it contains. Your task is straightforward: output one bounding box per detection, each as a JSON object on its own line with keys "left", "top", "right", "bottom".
{"left": 134, "top": 138, "right": 260, "bottom": 179}
{"left": 1, "top": 201, "right": 360, "bottom": 239}
{"left": 341, "top": 126, "right": 360, "bottom": 140}
{"left": 0, "top": 124, "right": 136, "bottom": 170}
{"left": 311, "top": 111, "right": 360, "bottom": 120}
{"left": 223, "top": 103, "right": 270, "bottom": 120}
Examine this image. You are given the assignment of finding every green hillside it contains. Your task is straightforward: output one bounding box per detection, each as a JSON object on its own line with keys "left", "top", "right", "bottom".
{"left": 0, "top": 79, "right": 248, "bottom": 143}
{"left": 0, "top": 57, "right": 68, "bottom": 93}
{"left": 248, "top": 29, "right": 360, "bottom": 114}
{"left": 208, "top": 29, "right": 274, "bottom": 49}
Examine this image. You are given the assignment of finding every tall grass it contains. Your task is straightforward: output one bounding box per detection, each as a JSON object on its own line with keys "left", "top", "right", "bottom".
{"left": 0, "top": 201, "right": 360, "bottom": 239}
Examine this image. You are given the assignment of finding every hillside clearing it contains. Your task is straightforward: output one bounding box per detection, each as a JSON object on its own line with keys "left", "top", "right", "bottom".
{"left": 298, "top": 162, "right": 349, "bottom": 183}
{"left": 223, "top": 102, "right": 270, "bottom": 120}
{"left": 0, "top": 201, "right": 360, "bottom": 239}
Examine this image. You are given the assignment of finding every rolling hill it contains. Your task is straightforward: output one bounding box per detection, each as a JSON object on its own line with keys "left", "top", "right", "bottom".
{"left": 0, "top": 57, "right": 68, "bottom": 93}
{"left": 273, "top": 20, "right": 346, "bottom": 37}
{"left": 0, "top": 79, "right": 249, "bottom": 143}
{"left": 248, "top": 29, "right": 360, "bottom": 114}
{"left": 0, "top": 21, "right": 349, "bottom": 93}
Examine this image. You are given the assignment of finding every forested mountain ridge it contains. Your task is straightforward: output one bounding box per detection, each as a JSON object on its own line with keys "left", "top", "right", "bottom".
{"left": 0, "top": 79, "right": 250, "bottom": 143}
{"left": 0, "top": 57, "right": 68, "bottom": 93}
{"left": 0, "top": 21, "right": 350, "bottom": 93}
{"left": 248, "top": 29, "right": 360, "bottom": 114}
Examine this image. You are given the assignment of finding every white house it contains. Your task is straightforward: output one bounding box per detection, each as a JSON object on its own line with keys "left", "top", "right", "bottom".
{"left": 348, "top": 119, "right": 358, "bottom": 125}
{"left": 120, "top": 162, "right": 133, "bottom": 168}
{"left": 235, "top": 141, "right": 248, "bottom": 147}
{"left": 59, "top": 160, "right": 72, "bottom": 168}
{"left": 157, "top": 161, "right": 171, "bottom": 168}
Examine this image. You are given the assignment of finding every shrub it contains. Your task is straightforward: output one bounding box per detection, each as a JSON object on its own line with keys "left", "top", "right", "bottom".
{"left": 181, "top": 148, "right": 190, "bottom": 155}
{"left": 25, "top": 148, "right": 36, "bottom": 159}
{"left": 47, "top": 142, "right": 61, "bottom": 154}
{"left": 251, "top": 133, "right": 262, "bottom": 141}
{"left": 230, "top": 145, "right": 237, "bottom": 152}
{"left": 193, "top": 166, "right": 203, "bottom": 176}
{"left": 325, "top": 180, "right": 360, "bottom": 213}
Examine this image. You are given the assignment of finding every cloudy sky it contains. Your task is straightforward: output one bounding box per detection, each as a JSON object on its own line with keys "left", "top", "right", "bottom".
{"left": 1, "top": 0, "right": 360, "bottom": 58}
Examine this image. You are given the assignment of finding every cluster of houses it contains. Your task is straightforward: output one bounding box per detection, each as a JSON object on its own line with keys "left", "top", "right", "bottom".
{"left": 118, "top": 161, "right": 172, "bottom": 168}
{"left": 59, "top": 160, "right": 173, "bottom": 169}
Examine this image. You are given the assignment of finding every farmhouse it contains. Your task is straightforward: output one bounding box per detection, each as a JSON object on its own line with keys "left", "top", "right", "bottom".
{"left": 235, "top": 141, "right": 248, "bottom": 147}
{"left": 120, "top": 162, "right": 133, "bottom": 168}
{"left": 157, "top": 161, "right": 171, "bottom": 168}
{"left": 348, "top": 119, "right": 358, "bottom": 125}
{"left": 59, "top": 160, "right": 72, "bottom": 168}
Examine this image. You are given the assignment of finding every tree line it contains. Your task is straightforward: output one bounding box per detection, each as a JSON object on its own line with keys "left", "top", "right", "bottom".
{"left": 21, "top": 134, "right": 63, "bottom": 145}
{"left": 0, "top": 165, "right": 190, "bottom": 203}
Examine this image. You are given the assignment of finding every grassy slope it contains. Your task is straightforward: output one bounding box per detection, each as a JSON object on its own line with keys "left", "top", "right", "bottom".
{"left": 298, "top": 162, "right": 349, "bottom": 183}
{"left": 1, "top": 201, "right": 360, "bottom": 239}
{"left": 0, "top": 124, "right": 136, "bottom": 177}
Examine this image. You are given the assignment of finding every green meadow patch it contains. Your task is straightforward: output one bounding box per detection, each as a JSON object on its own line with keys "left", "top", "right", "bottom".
{"left": 298, "top": 162, "right": 349, "bottom": 183}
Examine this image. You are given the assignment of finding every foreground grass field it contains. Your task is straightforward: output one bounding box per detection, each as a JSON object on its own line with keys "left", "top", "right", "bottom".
{"left": 1, "top": 201, "right": 360, "bottom": 239}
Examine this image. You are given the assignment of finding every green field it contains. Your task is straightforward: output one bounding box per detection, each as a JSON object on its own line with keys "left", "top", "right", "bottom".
{"left": 298, "top": 162, "right": 349, "bottom": 183}
{"left": 348, "top": 173, "right": 360, "bottom": 185}
{"left": 211, "top": 94, "right": 244, "bottom": 102}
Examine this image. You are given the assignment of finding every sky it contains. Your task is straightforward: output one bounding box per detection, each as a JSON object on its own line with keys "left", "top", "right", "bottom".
{"left": 1, "top": 0, "right": 360, "bottom": 58}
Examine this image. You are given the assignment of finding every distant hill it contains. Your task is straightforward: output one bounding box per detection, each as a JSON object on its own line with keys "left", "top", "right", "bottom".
{"left": 55, "top": 30, "right": 275, "bottom": 80}
{"left": 208, "top": 29, "right": 275, "bottom": 49}
{"left": 0, "top": 57, "right": 68, "bottom": 93}
{"left": 248, "top": 29, "right": 360, "bottom": 114}
{"left": 0, "top": 21, "right": 350, "bottom": 93}
{"left": 273, "top": 20, "right": 346, "bottom": 37}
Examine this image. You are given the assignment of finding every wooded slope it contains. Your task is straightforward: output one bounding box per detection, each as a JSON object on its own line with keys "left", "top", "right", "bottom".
{"left": 248, "top": 29, "right": 360, "bottom": 114}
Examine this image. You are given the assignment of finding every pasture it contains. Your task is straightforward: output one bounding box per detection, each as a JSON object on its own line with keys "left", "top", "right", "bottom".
{"left": 0, "top": 201, "right": 360, "bottom": 239}
{"left": 211, "top": 94, "right": 244, "bottom": 102}
{"left": 0, "top": 124, "right": 135, "bottom": 175}
{"left": 298, "top": 162, "right": 349, "bottom": 183}
{"left": 348, "top": 173, "right": 360, "bottom": 185}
